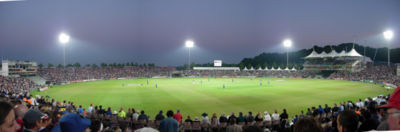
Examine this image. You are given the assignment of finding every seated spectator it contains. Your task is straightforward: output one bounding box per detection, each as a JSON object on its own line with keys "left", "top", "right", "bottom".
{"left": 337, "top": 110, "right": 359, "bottom": 132}
{"left": 379, "top": 86, "right": 400, "bottom": 130}
{"left": 159, "top": 110, "right": 178, "bottom": 132}
{"left": 294, "top": 118, "right": 323, "bottom": 132}
{"left": 0, "top": 101, "right": 19, "bottom": 132}
{"left": 173, "top": 110, "right": 182, "bottom": 124}
{"left": 201, "top": 113, "right": 209, "bottom": 124}
{"left": 23, "top": 109, "right": 49, "bottom": 132}
{"left": 155, "top": 111, "right": 165, "bottom": 121}
{"left": 237, "top": 112, "right": 245, "bottom": 123}
{"left": 184, "top": 116, "right": 193, "bottom": 123}
{"left": 138, "top": 110, "right": 148, "bottom": 121}
{"left": 118, "top": 107, "right": 126, "bottom": 118}
{"left": 57, "top": 113, "right": 91, "bottom": 132}
{"left": 226, "top": 118, "right": 241, "bottom": 132}
{"left": 219, "top": 113, "right": 228, "bottom": 123}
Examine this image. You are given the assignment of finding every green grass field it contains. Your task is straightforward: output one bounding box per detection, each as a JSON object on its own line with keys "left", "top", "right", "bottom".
{"left": 31, "top": 78, "right": 392, "bottom": 118}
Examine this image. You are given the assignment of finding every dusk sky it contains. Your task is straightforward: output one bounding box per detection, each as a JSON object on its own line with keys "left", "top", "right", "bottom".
{"left": 0, "top": 0, "right": 399, "bottom": 66}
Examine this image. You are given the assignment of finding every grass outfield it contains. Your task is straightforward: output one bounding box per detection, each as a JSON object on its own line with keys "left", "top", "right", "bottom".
{"left": 32, "top": 78, "right": 393, "bottom": 118}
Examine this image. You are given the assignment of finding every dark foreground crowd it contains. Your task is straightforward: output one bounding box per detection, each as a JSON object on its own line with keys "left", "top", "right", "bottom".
{"left": 1, "top": 85, "right": 400, "bottom": 132}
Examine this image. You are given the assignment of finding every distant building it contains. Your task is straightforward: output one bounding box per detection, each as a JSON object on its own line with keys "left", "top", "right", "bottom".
{"left": 1, "top": 60, "right": 38, "bottom": 76}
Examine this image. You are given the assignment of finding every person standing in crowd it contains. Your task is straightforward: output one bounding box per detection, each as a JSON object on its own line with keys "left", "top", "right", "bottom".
{"left": 173, "top": 110, "right": 182, "bottom": 124}
{"left": 159, "top": 110, "right": 178, "bottom": 132}
{"left": 0, "top": 101, "right": 20, "bottom": 132}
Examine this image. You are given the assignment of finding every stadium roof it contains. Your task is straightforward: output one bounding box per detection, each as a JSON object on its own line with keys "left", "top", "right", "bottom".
{"left": 305, "top": 48, "right": 363, "bottom": 59}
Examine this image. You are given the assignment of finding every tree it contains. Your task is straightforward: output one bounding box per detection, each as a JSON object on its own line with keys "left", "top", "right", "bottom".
{"left": 57, "top": 64, "right": 63, "bottom": 68}
{"left": 47, "top": 63, "right": 54, "bottom": 68}
{"left": 100, "top": 63, "right": 107, "bottom": 67}
{"left": 67, "top": 64, "right": 73, "bottom": 67}
{"left": 263, "top": 62, "right": 268, "bottom": 69}
{"left": 74, "top": 62, "right": 81, "bottom": 67}
{"left": 85, "top": 64, "right": 91, "bottom": 67}
{"left": 92, "top": 64, "right": 98, "bottom": 68}
{"left": 246, "top": 64, "right": 252, "bottom": 69}
{"left": 239, "top": 63, "right": 245, "bottom": 70}
{"left": 190, "top": 62, "right": 195, "bottom": 69}
{"left": 183, "top": 64, "right": 189, "bottom": 70}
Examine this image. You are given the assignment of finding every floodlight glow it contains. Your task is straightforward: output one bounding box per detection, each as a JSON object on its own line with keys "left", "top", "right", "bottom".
{"left": 283, "top": 39, "right": 292, "bottom": 48}
{"left": 383, "top": 30, "right": 394, "bottom": 40}
{"left": 59, "top": 33, "right": 70, "bottom": 44}
{"left": 185, "top": 40, "right": 194, "bottom": 48}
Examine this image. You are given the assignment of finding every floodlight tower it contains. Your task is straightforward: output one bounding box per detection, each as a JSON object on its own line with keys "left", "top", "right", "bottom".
{"left": 383, "top": 30, "right": 394, "bottom": 66}
{"left": 283, "top": 39, "right": 292, "bottom": 68}
{"left": 185, "top": 40, "right": 194, "bottom": 70}
{"left": 59, "top": 33, "right": 70, "bottom": 66}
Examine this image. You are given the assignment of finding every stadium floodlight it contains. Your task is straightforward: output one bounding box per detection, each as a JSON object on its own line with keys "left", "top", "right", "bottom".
{"left": 185, "top": 40, "right": 194, "bottom": 48}
{"left": 283, "top": 39, "right": 292, "bottom": 48}
{"left": 283, "top": 39, "right": 292, "bottom": 68}
{"left": 185, "top": 40, "right": 195, "bottom": 70}
{"left": 383, "top": 30, "right": 394, "bottom": 66}
{"left": 59, "top": 33, "right": 70, "bottom": 44}
{"left": 59, "top": 32, "right": 70, "bottom": 66}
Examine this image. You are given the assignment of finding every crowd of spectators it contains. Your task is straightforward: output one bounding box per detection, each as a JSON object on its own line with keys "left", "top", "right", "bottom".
{"left": 1, "top": 86, "right": 400, "bottom": 132}
{"left": 330, "top": 65, "right": 400, "bottom": 86}
{"left": 0, "top": 76, "right": 35, "bottom": 94}
{"left": 38, "top": 67, "right": 175, "bottom": 84}
{"left": 1, "top": 65, "right": 400, "bottom": 131}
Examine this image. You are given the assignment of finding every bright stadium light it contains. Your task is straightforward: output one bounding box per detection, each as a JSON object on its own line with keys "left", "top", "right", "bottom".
{"left": 185, "top": 40, "right": 194, "bottom": 70}
{"left": 383, "top": 30, "right": 394, "bottom": 66}
{"left": 185, "top": 40, "right": 194, "bottom": 48}
{"left": 283, "top": 39, "right": 292, "bottom": 48}
{"left": 59, "top": 32, "right": 70, "bottom": 66}
{"left": 283, "top": 39, "right": 292, "bottom": 68}
{"left": 59, "top": 33, "right": 70, "bottom": 44}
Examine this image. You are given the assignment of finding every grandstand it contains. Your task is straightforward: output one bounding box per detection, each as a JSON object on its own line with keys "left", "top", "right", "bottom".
{"left": 303, "top": 47, "right": 371, "bottom": 72}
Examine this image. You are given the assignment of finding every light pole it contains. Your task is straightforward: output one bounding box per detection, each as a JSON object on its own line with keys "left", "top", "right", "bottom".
{"left": 283, "top": 39, "right": 292, "bottom": 68}
{"left": 185, "top": 40, "right": 194, "bottom": 70}
{"left": 59, "top": 33, "right": 70, "bottom": 66}
{"left": 383, "top": 30, "right": 393, "bottom": 66}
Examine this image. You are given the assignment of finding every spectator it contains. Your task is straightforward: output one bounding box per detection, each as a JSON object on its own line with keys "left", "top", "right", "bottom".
{"left": 379, "top": 86, "right": 400, "bottom": 130}
{"left": 155, "top": 111, "right": 165, "bottom": 121}
{"left": 293, "top": 118, "right": 323, "bottom": 132}
{"left": 245, "top": 112, "right": 254, "bottom": 123}
{"left": 118, "top": 107, "right": 126, "bottom": 118}
{"left": 138, "top": 110, "right": 148, "bottom": 121}
{"left": 0, "top": 101, "right": 19, "bottom": 132}
{"left": 159, "top": 110, "right": 178, "bottom": 132}
{"left": 237, "top": 112, "right": 245, "bottom": 123}
{"left": 201, "top": 113, "right": 209, "bottom": 124}
{"left": 59, "top": 113, "right": 91, "bottom": 132}
{"left": 132, "top": 109, "right": 139, "bottom": 121}
{"left": 226, "top": 118, "right": 241, "bottom": 132}
{"left": 173, "top": 110, "right": 182, "bottom": 123}
{"left": 337, "top": 110, "right": 359, "bottom": 132}
{"left": 88, "top": 104, "right": 93, "bottom": 113}
{"left": 219, "top": 113, "right": 228, "bottom": 123}
{"left": 23, "top": 109, "right": 49, "bottom": 132}
{"left": 14, "top": 104, "right": 28, "bottom": 132}
{"left": 184, "top": 116, "right": 193, "bottom": 123}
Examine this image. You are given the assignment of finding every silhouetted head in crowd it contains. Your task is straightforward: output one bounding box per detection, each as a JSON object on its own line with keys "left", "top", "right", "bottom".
{"left": 23, "top": 109, "right": 49, "bottom": 131}
{"left": 167, "top": 110, "right": 174, "bottom": 117}
{"left": 380, "top": 86, "right": 400, "bottom": 130}
{"left": 0, "top": 101, "right": 19, "bottom": 132}
{"left": 337, "top": 110, "right": 359, "bottom": 132}
{"left": 141, "top": 110, "right": 145, "bottom": 115}
{"left": 294, "top": 118, "right": 323, "bottom": 132}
